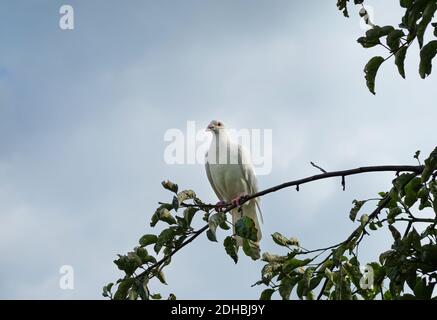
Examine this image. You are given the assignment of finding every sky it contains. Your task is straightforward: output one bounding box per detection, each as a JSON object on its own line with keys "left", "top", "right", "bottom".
{"left": 0, "top": 0, "right": 436, "bottom": 299}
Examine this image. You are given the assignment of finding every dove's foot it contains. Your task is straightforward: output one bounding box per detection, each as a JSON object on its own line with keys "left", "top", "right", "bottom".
{"left": 231, "top": 193, "right": 248, "bottom": 207}
{"left": 215, "top": 201, "right": 227, "bottom": 212}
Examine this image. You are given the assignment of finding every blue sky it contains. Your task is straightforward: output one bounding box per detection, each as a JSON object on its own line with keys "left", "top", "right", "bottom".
{"left": 0, "top": 0, "right": 436, "bottom": 299}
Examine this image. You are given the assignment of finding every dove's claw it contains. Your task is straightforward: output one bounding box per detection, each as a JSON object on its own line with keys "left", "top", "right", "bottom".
{"left": 231, "top": 194, "right": 248, "bottom": 207}
{"left": 215, "top": 201, "right": 227, "bottom": 212}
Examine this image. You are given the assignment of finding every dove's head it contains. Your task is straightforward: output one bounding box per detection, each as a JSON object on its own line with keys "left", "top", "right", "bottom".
{"left": 206, "top": 120, "right": 225, "bottom": 133}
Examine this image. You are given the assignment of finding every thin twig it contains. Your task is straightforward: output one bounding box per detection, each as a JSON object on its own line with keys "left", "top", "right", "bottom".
{"left": 310, "top": 162, "right": 328, "bottom": 173}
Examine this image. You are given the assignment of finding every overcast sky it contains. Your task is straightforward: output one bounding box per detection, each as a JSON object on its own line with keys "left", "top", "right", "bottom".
{"left": 0, "top": 0, "right": 436, "bottom": 299}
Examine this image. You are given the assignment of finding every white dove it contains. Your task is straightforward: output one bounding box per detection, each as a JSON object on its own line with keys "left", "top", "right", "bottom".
{"left": 205, "top": 120, "right": 262, "bottom": 247}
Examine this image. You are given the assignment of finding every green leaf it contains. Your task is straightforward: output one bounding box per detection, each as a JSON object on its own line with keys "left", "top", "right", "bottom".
{"left": 379, "top": 25, "right": 396, "bottom": 37}
{"left": 389, "top": 225, "right": 401, "bottom": 242}
{"left": 151, "top": 293, "right": 162, "bottom": 300}
{"left": 159, "top": 228, "right": 175, "bottom": 245}
{"left": 183, "top": 207, "right": 198, "bottom": 226}
{"left": 279, "top": 276, "right": 298, "bottom": 300}
{"left": 417, "top": 1, "right": 437, "bottom": 48}
{"left": 405, "top": 228, "right": 421, "bottom": 250}
{"left": 155, "top": 270, "right": 167, "bottom": 285}
{"left": 235, "top": 216, "right": 258, "bottom": 242}
{"left": 135, "top": 247, "right": 148, "bottom": 262}
{"left": 208, "top": 213, "right": 224, "bottom": 238}
{"left": 395, "top": 46, "right": 408, "bottom": 79}
{"left": 260, "top": 288, "right": 275, "bottom": 300}
{"left": 394, "top": 173, "right": 416, "bottom": 193}
{"left": 150, "top": 203, "right": 173, "bottom": 227}
{"left": 296, "top": 279, "right": 306, "bottom": 300}
{"left": 336, "top": 0, "right": 349, "bottom": 17}
{"left": 114, "top": 278, "right": 134, "bottom": 300}
{"left": 114, "top": 254, "right": 139, "bottom": 276}
{"left": 154, "top": 228, "right": 175, "bottom": 254}
{"left": 357, "top": 37, "right": 380, "bottom": 48}
{"left": 223, "top": 236, "right": 238, "bottom": 264}
{"left": 139, "top": 234, "right": 158, "bottom": 247}
{"left": 349, "top": 200, "right": 365, "bottom": 221}
{"left": 364, "top": 26, "right": 395, "bottom": 43}
{"left": 219, "top": 219, "right": 230, "bottom": 230}
{"left": 102, "top": 282, "right": 114, "bottom": 298}
{"left": 153, "top": 242, "right": 162, "bottom": 255}
{"left": 387, "top": 29, "right": 405, "bottom": 51}
{"left": 177, "top": 190, "right": 196, "bottom": 204}
{"left": 161, "top": 180, "right": 178, "bottom": 193}
{"left": 404, "top": 177, "right": 422, "bottom": 207}
{"left": 128, "top": 290, "right": 138, "bottom": 300}
{"left": 418, "top": 188, "right": 431, "bottom": 210}
{"left": 420, "top": 244, "right": 437, "bottom": 272}
{"left": 422, "top": 147, "right": 437, "bottom": 182}
{"left": 400, "top": 0, "right": 413, "bottom": 8}
{"left": 332, "top": 244, "right": 347, "bottom": 264}
{"left": 419, "top": 40, "right": 437, "bottom": 79}
{"left": 168, "top": 293, "right": 177, "bottom": 300}
{"left": 143, "top": 255, "right": 157, "bottom": 265}
{"left": 282, "top": 258, "right": 312, "bottom": 274}
{"left": 413, "top": 277, "right": 434, "bottom": 299}
{"left": 379, "top": 250, "right": 395, "bottom": 265}
{"left": 364, "top": 56, "right": 385, "bottom": 94}
{"left": 127, "top": 252, "right": 142, "bottom": 266}
{"left": 387, "top": 206, "right": 402, "bottom": 221}
{"left": 175, "top": 215, "right": 188, "bottom": 229}
{"left": 158, "top": 208, "right": 177, "bottom": 225}
{"left": 261, "top": 252, "right": 287, "bottom": 263}
{"left": 206, "top": 229, "right": 217, "bottom": 242}
{"left": 383, "top": 290, "right": 393, "bottom": 300}
{"left": 271, "top": 232, "right": 299, "bottom": 247}
{"left": 261, "top": 263, "right": 282, "bottom": 283}
{"left": 325, "top": 268, "right": 334, "bottom": 283}
{"left": 309, "top": 276, "right": 323, "bottom": 291}
{"left": 242, "top": 239, "right": 261, "bottom": 260}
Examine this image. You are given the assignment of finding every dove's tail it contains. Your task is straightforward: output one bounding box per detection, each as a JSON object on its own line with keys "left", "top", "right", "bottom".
{"left": 231, "top": 200, "right": 262, "bottom": 247}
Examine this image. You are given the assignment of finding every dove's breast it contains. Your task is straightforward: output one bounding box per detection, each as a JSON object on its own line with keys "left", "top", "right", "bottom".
{"left": 208, "top": 163, "right": 248, "bottom": 201}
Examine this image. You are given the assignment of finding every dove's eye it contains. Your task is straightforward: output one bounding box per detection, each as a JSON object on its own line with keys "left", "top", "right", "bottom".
{"left": 217, "top": 122, "right": 222, "bottom": 126}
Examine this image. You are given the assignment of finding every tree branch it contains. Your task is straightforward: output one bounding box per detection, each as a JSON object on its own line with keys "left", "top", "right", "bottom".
{"left": 137, "top": 164, "right": 424, "bottom": 281}
{"left": 242, "top": 165, "right": 423, "bottom": 204}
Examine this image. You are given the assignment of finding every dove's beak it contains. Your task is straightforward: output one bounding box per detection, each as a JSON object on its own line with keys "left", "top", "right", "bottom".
{"left": 206, "top": 125, "right": 214, "bottom": 132}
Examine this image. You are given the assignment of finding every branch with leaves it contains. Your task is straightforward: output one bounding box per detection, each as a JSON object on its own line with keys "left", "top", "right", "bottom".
{"left": 103, "top": 147, "right": 437, "bottom": 300}
{"left": 337, "top": 0, "right": 437, "bottom": 94}
{"left": 102, "top": 1, "right": 437, "bottom": 300}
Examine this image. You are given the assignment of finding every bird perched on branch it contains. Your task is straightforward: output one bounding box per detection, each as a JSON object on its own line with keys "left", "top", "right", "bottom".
{"left": 205, "top": 120, "right": 263, "bottom": 247}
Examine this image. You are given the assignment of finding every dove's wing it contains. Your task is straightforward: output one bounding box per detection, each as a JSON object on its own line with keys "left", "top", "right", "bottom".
{"left": 237, "top": 144, "right": 263, "bottom": 223}
{"left": 205, "top": 152, "right": 224, "bottom": 201}
{"left": 237, "top": 145, "right": 258, "bottom": 194}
